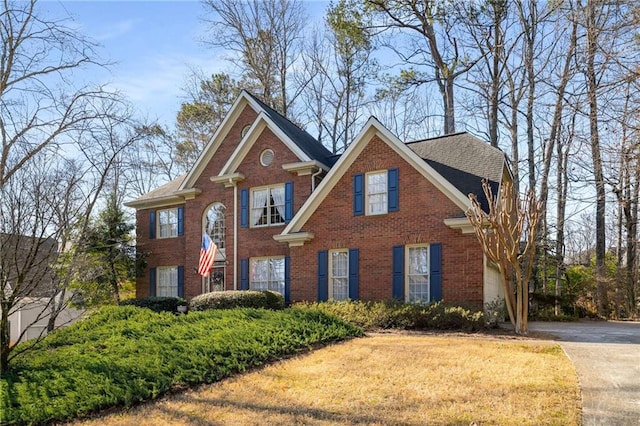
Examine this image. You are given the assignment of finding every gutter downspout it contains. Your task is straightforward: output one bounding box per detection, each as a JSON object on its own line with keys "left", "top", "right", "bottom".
{"left": 311, "top": 167, "right": 323, "bottom": 191}
{"left": 231, "top": 179, "right": 238, "bottom": 290}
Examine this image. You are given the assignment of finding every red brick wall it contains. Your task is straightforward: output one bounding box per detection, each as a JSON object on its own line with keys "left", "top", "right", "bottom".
{"left": 136, "top": 104, "right": 259, "bottom": 298}
{"left": 135, "top": 103, "right": 320, "bottom": 299}
{"left": 234, "top": 126, "right": 312, "bottom": 261}
{"left": 289, "top": 135, "right": 485, "bottom": 308}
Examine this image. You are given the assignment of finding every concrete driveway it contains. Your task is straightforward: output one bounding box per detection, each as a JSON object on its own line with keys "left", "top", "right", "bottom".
{"left": 528, "top": 321, "right": 640, "bottom": 426}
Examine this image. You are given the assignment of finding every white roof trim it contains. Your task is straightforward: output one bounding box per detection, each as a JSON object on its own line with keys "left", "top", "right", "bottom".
{"left": 280, "top": 117, "right": 471, "bottom": 236}
{"left": 443, "top": 217, "right": 476, "bottom": 234}
{"left": 218, "top": 111, "right": 311, "bottom": 175}
{"left": 179, "top": 91, "right": 263, "bottom": 191}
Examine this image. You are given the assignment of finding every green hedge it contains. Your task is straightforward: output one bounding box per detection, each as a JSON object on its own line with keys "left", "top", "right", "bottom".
{"left": 296, "top": 300, "right": 486, "bottom": 332}
{"left": 119, "top": 296, "right": 187, "bottom": 313}
{"left": 189, "top": 290, "right": 285, "bottom": 311}
{"left": 0, "top": 305, "right": 361, "bottom": 424}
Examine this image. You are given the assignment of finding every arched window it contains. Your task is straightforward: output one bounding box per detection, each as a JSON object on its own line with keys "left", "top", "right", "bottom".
{"left": 204, "top": 203, "right": 225, "bottom": 250}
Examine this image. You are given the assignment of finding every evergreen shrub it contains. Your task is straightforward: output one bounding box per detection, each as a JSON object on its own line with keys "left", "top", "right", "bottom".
{"left": 119, "top": 296, "right": 187, "bottom": 313}
{"left": 296, "top": 300, "right": 486, "bottom": 332}
{"left": 0, "top": 305, "right": 360, "bottom": 424}
{"left": 189, "top": 290, "right": 285, "bottom": 311}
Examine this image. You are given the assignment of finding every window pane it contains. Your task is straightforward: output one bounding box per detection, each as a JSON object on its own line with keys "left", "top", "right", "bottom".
{"left": 252, "top": 189, "right": 269, "bottom": 226}
{"left": 157, "top": 267, "right": 177, "bottom": 297}
{"left": 367, "top": 172, "right": 387, "bottom": 214}
{"left": 332, "top": 278, "right": 348, "bottom": 300}
{"left": 205, "top": 204, "right": 225, "bottom": 249}
{"left": 407, "top": 246, "right": 429, "bottom": 303}
{"left": 330, "top": 250, "right": 348, "bottom": 300}
{"left": 158, "top": 208, "right": 178, "bottom": 238}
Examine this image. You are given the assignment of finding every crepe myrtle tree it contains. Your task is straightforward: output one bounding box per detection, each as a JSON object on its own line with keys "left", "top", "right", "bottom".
{"left": 466, "top": 179, "right": 542, "bottom": 335}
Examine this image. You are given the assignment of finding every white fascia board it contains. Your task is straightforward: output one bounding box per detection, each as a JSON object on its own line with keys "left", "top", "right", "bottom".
{"left": 218, "top": 112, "right": 311, "bottom": 175}
{"left": 124, "top": 195, "right": 184, "bottom": 210}
{"left": 179, "top": 92, "right": 255, "bottom": 191}
{"left": 443, "top": 217, "right": 476, "bottom": 234}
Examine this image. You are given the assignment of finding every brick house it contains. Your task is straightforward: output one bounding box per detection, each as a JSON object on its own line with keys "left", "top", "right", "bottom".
{"left": 125, "top": 91, "right": 508, "bottom": 308}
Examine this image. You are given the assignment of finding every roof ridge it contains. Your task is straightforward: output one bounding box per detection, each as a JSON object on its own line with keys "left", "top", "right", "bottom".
{"left": 405, "top": 131, "right": 469, "bottom": 144}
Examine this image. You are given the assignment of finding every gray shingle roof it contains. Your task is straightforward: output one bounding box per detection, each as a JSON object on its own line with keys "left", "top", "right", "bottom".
{"left": 407, "top": 132, "right": 505, "bottom": 182}
{"left": 126, "top": 174, "right": 187, "bottom": 205}
{"left": 406, "top": 132, "right": 506, "bottom": 211}
{"left": 245, "top": 92, "right": 337, "bottom": 167}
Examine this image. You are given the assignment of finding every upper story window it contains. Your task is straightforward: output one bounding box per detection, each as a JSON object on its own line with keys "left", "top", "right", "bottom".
{"left": 251, "top": 185, "right": 285, "bottom": 227}
{"left": 260, "top": 149, "right": 275, "bottom": 167}
{"left": 366, "top": 171, "right": 388, "bottom": 215}
{"left": 204, "top": 203, "right": 225, "bottom": 250}
{"left": 158, "top": 208, "right": 179, "bottom": 238}
{"left": 353, "top": 169, "right": 398, "bottom": 216}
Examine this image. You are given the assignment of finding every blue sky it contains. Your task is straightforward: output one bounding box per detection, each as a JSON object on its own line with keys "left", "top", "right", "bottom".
{"left": 40, "top": 1, "right": 328, "bottom": 126}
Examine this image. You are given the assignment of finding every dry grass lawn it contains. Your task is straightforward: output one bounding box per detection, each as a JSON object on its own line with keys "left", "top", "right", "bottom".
{"left": 74, "top": 333, "right": 580, "bottom": 426}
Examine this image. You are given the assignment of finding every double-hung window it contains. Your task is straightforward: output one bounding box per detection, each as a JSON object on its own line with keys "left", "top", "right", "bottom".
{"left": 407, "top": 245, "right": 429, "bottom": 303}
{"left": 354, "top": 169, "right": 397, "bottom": 216}
{"left": 251, "top": 185, "right": 285, "bottom": 227}
{"left": 329, "top": 250, "right": 349, "bottom": 300}
{"left": 157, "top": 266, "right": 178, "bottom": 297}
{"left": 366, "top": 171, "right": 388, "bottom": 215}
{"left": 158, "top": 208, "right": 178, "bottom": 238}
{"left": 250, "top": 257, "right": 285, "bottom": 295}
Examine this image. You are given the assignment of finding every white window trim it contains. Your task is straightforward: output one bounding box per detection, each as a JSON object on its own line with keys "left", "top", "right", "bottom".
{"left": 405, "top": 244, "right": 430, "bottom": 303}
{"left": 249, "top": 256, "right": 285, "bottom": 295}
{"left": 157, "top": 207, "right": 179, "bottom": 239}
{"left": 157, "top": 266, "right": 178, "bottom": 297}
{"left": 328, "top": 249, "right": 349, "bottom": 301}
{"left": 250, "top": 184, "right": 286, "bottom": 228}
{"left": 365, "top": 170, "right": 388, "bottom": 216}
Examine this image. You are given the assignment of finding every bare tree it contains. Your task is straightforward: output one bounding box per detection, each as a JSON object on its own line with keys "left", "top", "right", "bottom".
{"left": 365, "top": 0, "right": 482, "bottom": 134}
{"left": 201, "top": 0, "right": 305, "bottom": 116}
{"left": 466, "top": 179, "right": 542, "bottom": 335}
{"left": 0, "top": 0, "right": 140, "bottom": 373}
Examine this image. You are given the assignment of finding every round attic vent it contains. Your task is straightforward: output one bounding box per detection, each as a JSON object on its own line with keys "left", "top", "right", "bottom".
{"left": 241, "top": 125, "right": 251, "bottom": 138}
{"left": 260, "top": 149, "right": 274, "bottom": 167}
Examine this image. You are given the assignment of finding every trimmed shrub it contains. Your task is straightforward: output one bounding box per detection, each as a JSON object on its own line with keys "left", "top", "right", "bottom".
{"left": 118, "top": 297, "right": 187, "bottom": 313}
{"left": 189, "top": 290, "right": 285, "bottom": 311}
{"left": 295, "top": 300, "right": 486, "bottom": 332}
{"left": 1, "top": 305, "right": 361, "bottom": 424}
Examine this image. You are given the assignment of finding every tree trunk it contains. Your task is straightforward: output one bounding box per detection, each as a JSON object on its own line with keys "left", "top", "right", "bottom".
{"left": 584, "top": 0, "right": 608, "bottom": 317}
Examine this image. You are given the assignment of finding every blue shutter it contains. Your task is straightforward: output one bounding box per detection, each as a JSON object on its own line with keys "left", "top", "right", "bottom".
{"left": 240, "top": 258, "right": 249, "bottom": 290}
{"left": 317, "top": 250, "right": 328, "bottom": 301}
{"left": 240, "top": 189, "right": 249, "bottom": 228}
{"left": 149, "top": 211, "right": 156, "bottom": 239}
{"left": 430, "top": 243, "right": 442, "bottom": 302}
{"left": 177, "top": 265, "right": 184, "bottom": 298}
{"left": 392, "top": 245, "right": 404, "bottom": 300}
{"left": 149, "top": 267, "right": 156, "bottom": 297}
{"left": 388, "top": 168, "right": 399, "bottom": 212}
{"left": 285, "top": 182, "right": 294, "bottom": 223}
{"left": 284, "top": 256, "right": 291, "bottom": 305}
{"left": 348, "top": 248, "right": 359, "bottom": 300}
{"left": 177, "top": 206, "right": 185, "bottom": 236}
{"left": 353, "top": 174, "right": 364, "bottom": 216}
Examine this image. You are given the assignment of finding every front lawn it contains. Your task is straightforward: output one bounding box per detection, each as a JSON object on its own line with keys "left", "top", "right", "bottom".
{"left": 74, "top": 334, "right": 581, "bottom": 426}
{"left": 0, "top": 306, "right": 362, "bottom": 424}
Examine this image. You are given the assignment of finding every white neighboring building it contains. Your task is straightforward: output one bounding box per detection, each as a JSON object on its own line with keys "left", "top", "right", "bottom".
{"left": 2, "top": 234, "right": 84, "bottom": 345}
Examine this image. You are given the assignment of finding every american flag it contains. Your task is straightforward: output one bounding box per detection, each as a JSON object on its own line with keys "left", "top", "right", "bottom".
{"left": 198, "top": 233, "right": 217, "bottom": 277}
